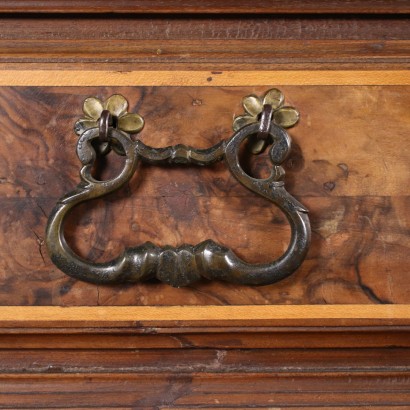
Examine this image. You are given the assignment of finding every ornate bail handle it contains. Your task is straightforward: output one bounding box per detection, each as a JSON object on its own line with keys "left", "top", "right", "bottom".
{"left": 46, "top": 89, "right": 310, "bottom": 287}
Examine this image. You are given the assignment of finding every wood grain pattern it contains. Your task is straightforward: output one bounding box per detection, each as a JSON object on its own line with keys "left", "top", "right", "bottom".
{"left": 0, "top": 349, "right": 408, "bottom": 408}
{"left": 1, "top": 9, "right": 409, "bottom": 409}
{"left": 1, "top": 42, "right": 410, "bottom": 72}
{"left": 0, "top": 85, "right": 408, "bottom": 306}
{"left": 0, "top": 306, "right": 409, "bottom": 328}
{"left": 1, "top": 0, "right": 410, "bottom": 14}
{"left": 1, "top": 70, "right": 410, "bottom": 86}
{"left": 2, "top": 347, "right": 409, "bottom": 372}
{"left": 0, "top": 14, "right": 408, "bottom": 71}
{"left": 1, "top": 40, "right": 409, "bottom": 70}
{"left": 1, "top": 325, "right": 409, "bottom": 348}
{"left": 1, "top": 16, "right": 409, "bottom": 41}
{"left": 1, "top": 373, "right": 408, "bottom": 408}
{"left": 0, "top": 312, "right": 408, "bottom": 407}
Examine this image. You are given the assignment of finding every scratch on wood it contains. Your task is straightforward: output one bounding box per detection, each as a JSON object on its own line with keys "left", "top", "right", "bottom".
{"left": 31, "top": 229, "right": 45, "bottom": 265}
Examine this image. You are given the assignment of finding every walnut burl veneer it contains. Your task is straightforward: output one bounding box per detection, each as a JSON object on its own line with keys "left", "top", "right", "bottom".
{"left": 0, "top": 4, "right": 409, "bottom": 408}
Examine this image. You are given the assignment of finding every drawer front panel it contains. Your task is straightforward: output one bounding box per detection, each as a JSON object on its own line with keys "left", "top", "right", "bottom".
{"left": 0, "top": 82, "right": 408, "bottom": 306}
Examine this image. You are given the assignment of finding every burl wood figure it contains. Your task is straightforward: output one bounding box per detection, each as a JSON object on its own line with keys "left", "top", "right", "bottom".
{"left": 0, "top": 86, "right": 408, "bottom": 305}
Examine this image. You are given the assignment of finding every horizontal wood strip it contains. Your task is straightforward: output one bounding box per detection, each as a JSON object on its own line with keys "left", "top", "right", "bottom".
{"left": 1, "top": 371, "right": 409, "bottom": 380}
{"left": 0, "top": 305, "right": 408, "bottom": 327}
{"left": 1, "top": 348, "right": 408, "bottom": 373}
{"left": 1, "top": 39, "right": 409, "bottom": 67}
{"left": 0, "top": 0, "right": 409, "bottom": 14}
{"left": 174, "top": 392, "right": 410, "bottom": 407}
{"left": 3, "top": 62, "right": 410, "bottom": 71}
{"left": 1, "top": 16, "right": 409, "bottom": 41}
{"left": 166, "top": 408, "right": 408, "bottom": 410}
{"left": 165, "top": 408, "right": 409, "bottom": 410}
{"left": 2, "top": 62, "right": 410, "bottom": 73}
{"left": 1, "top": 329, "right": 409, "bottom": 349}
{"left": 0, "top": 70, "right": 410, "bottom": 87}
{"left": 0, "top": 70, "right": 409, "bottom": 86}
{"left": 0, "top": 374, "right": 408, "bottom": 407}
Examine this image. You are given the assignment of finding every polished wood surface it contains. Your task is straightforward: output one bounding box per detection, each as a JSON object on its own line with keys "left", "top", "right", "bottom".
{"left": 1, "top": 40, "right": 410, "bottom": 71}
{"left": 0, "top": 5, "right": 409, "bottom": 408}
{"left": 0, "top": 306, "right": 409, "bottom": 328}
{"left": 1, "top": 15, "right": 409, "bottom": 40}
{"left": 0, "top": 84, "right": 408, "bottom": 306}
{"left": 1, "top": 323, "right": 410, "bottom": 349}
{"left": 0, "top": 317, "right": 408, "bottom": 407}
{"left": 1, "top": 70, "right": 410, "bottom": 86}
{"left": 0, "top": 348, "right": 408, "bottom": 408}
{"left": 0, "top": 14, "right": 408, "bottom": 71}
{"left": 1, "top": 0, "right": 409, "bottom": 14}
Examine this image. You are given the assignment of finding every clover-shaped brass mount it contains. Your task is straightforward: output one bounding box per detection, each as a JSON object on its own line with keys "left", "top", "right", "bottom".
{"left": 74, "top": 94, "right": 144, "bottom": 156}
{"left": 74, "top": 94, "right": 144, "bottom": 136}
{"left": 233, "top": 88, "right": 299, "bottom": 155}
{"left": 46, "top": 90, "right": 310, "bottom": 288}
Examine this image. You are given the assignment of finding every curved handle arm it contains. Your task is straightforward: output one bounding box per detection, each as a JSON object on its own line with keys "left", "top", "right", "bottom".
{"left": 46, "top": 121, "right": 310, "bottom": 287}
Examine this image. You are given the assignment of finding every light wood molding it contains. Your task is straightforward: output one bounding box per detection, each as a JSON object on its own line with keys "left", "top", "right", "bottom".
{"left": 0, "top": 70, "right": 409, "bottom": 86}
{"left": 0, "top": 305, "right": 408, "bottom": 327}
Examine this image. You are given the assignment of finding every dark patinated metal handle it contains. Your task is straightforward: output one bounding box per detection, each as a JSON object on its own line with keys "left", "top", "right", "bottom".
{"left": 46, "top": 91, "right": 310, "bottom": 287}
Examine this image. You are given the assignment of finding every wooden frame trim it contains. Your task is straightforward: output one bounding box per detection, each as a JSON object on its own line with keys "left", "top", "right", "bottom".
{"left": 0, "top": 71, "right": 408, "bottom": 329}
{"left": 0, "top": 70, "right": 409, "bottom": 86}
{"left": 0, "top": 0, "right": 408, "bottom": 14}
{"left": 0, "top": 305, "right": 408, "bottom": 328}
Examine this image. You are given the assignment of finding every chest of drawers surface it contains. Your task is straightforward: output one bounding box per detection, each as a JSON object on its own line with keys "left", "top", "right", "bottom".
{"left": 0, "top": 2, "right": 409, "bottom": 408}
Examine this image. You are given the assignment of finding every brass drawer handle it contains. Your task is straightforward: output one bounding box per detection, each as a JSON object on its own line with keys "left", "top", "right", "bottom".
{"left": 46, "top": 89, "right": 310, "bottom": 287}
